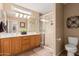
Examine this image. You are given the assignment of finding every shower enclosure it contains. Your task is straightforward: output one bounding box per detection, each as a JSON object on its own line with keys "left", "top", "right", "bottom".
{"left": 40, "top": 12, "right": 55, "bottom": 50}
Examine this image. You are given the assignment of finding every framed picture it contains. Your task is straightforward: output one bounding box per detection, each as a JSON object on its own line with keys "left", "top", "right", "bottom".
{"left": 20, "top": 22, "right": 25, "bottom": 28}
{"left": 67, "top": 16, "right": 79, "bottom": 28}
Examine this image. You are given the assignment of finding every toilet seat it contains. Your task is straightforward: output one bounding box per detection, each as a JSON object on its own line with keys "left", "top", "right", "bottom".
{"left": 65, "top": 44, "right": 77, "bottom": 50}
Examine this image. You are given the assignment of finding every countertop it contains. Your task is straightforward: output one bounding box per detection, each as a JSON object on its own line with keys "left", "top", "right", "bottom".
{"left": 0, "top": 32, "right": 41, "bottom": 39}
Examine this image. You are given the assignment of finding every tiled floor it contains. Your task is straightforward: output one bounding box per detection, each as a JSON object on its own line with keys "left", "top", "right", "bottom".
{"left": 17, "top": 47, "right": 79, "bottom": 56}
{"left": 18, "top": 47, "right": 53, "bottom": 56}
{"left": 60, "top": 50, "right": 79, "bottom": 56}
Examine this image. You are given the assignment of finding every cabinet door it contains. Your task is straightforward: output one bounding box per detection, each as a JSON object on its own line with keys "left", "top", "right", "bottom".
{"left": 0, "top": 39, "right": 11, "bottom": 56}
{"left": 21, "top": 36, "right": 30, "bottom": 51}
{"left": 30, "top": 36, "right": 36, "bottom": 49}
{"left": 11, "top": 37, "right": 21, "bottom": 55}
{"left": 34, "top": 35, "right": 41, "bottom": 47}
{"left": 30, "top": 35, "right": 41, "bottom": 48}
{"left": 0, "top": 39, "right": 1, "bottom": 55}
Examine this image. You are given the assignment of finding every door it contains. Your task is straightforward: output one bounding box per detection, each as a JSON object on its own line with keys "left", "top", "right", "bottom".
{"left": 42, "top": 19, "right": 54, "bottom": 49}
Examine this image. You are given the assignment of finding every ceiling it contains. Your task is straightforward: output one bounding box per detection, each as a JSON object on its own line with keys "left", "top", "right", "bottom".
{"left": 15, "top": 3, "right": 53, "bottom": 14}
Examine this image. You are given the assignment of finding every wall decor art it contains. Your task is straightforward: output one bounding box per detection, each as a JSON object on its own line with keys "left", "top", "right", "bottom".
{"left": 67, "top": 16, "right": 79, "bottom": 28}
{"left": 20, "top": 22, "right": 25, "bottom": 28}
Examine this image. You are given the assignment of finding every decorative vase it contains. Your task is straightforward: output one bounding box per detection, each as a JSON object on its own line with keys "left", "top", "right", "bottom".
{"left": 21, "top": 32, "right": 27, "bottom": 35}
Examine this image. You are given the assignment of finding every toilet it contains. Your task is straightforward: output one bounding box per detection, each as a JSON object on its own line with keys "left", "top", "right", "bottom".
{"left": 65, "top": 37, "right": 78, "bottom": 56}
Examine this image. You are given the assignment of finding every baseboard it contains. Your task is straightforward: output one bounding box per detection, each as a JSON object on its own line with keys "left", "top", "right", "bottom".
{"left": 57, "top": 49, "right": 65, "bottom": 56}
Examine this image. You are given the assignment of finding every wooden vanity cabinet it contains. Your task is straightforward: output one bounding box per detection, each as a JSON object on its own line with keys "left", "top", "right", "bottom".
{"left": 0, "top": 37, "right": 22, "bottom": 56}
{"left": 0, "top": 35, "right": 41, "bottom": 56}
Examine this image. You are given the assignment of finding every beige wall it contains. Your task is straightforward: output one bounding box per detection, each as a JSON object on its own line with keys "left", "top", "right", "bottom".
{"left": 64, "top": 4, "right": 79, "bottom": 49}
{"left": 56, "top": 3, "right": 64, "bottom": 55}
{"left": 55, "top": 3, "right": 79, "bottom": 55}
{"left": 0, "top": 4, "right": 3, "bottom": 10}
{"left": 27, "top": 11, "right": 40, "bottom": 33}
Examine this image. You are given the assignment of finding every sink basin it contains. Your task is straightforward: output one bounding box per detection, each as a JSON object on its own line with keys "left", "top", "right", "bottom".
{"left": 0, "top": 33, "right": 17, "bottom": 38}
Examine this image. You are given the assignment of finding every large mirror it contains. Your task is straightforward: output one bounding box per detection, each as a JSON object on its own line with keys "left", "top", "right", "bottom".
{"left": 0, "top": 4, "right": 40, "bottom": 34}
{"left": 0, "top": 4, "right": 32, "bottom": 34}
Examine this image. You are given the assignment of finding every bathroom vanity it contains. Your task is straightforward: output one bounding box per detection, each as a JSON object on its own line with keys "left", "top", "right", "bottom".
{"left": 0, "top": 33, "right": 41, "bottom": 56}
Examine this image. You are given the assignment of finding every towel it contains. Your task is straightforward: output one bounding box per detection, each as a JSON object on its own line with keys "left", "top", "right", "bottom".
{"left": 0, "top": 21, "right": 5, "bottom": 32}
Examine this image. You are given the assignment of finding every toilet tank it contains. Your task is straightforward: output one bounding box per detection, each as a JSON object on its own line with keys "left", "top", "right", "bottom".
{"left": 68, "top": 37, "right": 78, "bottom": 46}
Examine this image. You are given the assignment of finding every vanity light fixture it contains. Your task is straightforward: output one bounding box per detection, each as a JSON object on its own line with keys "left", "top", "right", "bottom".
{"left": 27, "top": 16, "right": 31, "bottom": 19}
{"left": 19, "top": 14, "right": 23, "bottom": 18}
{"left": 23, "top": 15, "right": 27, "bottom": 18}
{"left": 15, "top": 13, "right": 19, "bottom": 17}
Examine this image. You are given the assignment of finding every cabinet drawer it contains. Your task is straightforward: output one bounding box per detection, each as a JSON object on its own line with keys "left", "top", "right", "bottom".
{"left": 35, "top": 35, "right": 41, "bottom": 39}
{"left": 22, "top": 36, "right": 29, "bottom": 39}
{"left": 22, "top": 39, "right": 29, "bottom": 44}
